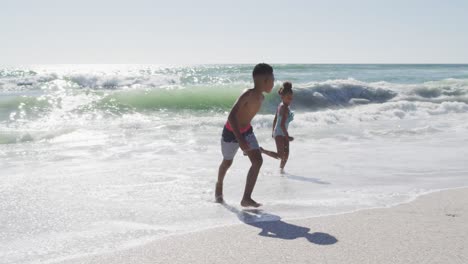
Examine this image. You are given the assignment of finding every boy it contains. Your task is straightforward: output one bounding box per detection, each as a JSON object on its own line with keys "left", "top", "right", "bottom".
{"left": 215, "top": 63, "right": 274, "bottom": 207}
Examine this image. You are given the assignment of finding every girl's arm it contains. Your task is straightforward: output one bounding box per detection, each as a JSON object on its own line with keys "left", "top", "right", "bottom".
{"left": 280, "top": 105, "right": 289, "bottom": 138}
{"left": 272, "top": 112, "right": 278, "bottom": 137}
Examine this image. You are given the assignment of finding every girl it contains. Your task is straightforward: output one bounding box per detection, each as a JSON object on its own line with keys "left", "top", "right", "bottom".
{"left": 261, "top": 81, "right": 294, "bottom": 173}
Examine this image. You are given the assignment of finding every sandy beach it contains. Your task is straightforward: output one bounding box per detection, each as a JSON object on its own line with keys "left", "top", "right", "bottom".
{"left": 58, "top": 187, "right": 467, "bottom": 264}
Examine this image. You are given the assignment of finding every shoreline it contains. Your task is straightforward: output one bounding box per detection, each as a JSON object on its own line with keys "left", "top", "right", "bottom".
{"left": 57, "top": 187, "right": 468, "bottom": 264}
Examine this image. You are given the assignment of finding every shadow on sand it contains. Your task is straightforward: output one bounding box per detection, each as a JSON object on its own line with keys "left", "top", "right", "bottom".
{"left": 222, "top": 203, "right": 338, "bottom": 245}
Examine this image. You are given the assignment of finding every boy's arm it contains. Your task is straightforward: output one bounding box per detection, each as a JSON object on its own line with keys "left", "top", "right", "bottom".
{"left": 228, "top": 91, "right": 250, "bottom": 151}
{"left": 272, "top": 112, "right": 277, "bottom": 137}
{"left": 280, "top": 105, "right": 289, "bottom": 138}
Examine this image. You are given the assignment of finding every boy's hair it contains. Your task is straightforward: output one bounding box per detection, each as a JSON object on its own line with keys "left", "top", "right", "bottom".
{"left": 252, "top": 63, "right": 273, "bottom": 78}
{"left": 278, "top": 81, "right": 293, "bottom": 95}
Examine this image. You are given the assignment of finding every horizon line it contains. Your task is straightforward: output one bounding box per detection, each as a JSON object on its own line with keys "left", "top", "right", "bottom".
{"left": 2, "top": 62, "right": 468, "bottom": 67}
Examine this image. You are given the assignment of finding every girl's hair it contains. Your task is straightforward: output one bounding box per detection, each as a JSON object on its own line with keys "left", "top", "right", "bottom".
{"left": 278, "top": 81, "right": 293, "bottom": 96}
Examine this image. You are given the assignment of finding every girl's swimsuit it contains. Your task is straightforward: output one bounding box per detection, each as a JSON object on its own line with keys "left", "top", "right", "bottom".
{"left": 273, "top": 103, "right": 294, "bottom": 137}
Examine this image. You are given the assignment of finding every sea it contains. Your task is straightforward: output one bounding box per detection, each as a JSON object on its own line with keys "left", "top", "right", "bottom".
{"left": 1, "top": 64, "right": 468, "bottom": 263}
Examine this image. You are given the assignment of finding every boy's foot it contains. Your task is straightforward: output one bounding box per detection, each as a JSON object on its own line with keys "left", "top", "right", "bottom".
{"left": 215, "top": 182, "right": 224, "bottom": 203}
{"left": 215, "top": 195, "right": 224, "bottom": 203}
{"left": 240, "top": 198, "right": 262, "bottom": 208}
{"left": 280, "top": 168, "right": 286, "bottom": 175}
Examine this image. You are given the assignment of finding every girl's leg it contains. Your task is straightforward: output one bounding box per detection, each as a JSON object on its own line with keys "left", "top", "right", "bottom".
{"left": 260, "top": 147, "right": 280, "bottom": 159}
{"left": 280, "top": 138, "right": 290, "bottom": 169}
{"left": 275, "top": 136, "right": 286, "bottom": 169}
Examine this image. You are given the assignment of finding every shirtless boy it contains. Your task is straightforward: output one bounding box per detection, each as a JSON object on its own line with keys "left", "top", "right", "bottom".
{"left": 215, "top": 63, "right": 274, "bottom": 207}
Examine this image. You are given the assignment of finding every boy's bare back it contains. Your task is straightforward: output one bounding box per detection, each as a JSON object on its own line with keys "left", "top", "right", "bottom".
{"left": 229, "top": 88, "right": 265, "bottom": 128}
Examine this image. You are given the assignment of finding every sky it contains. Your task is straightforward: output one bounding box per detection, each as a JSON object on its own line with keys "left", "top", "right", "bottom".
{"left": 1, "top": 0, "right": 467, "bottom": 64}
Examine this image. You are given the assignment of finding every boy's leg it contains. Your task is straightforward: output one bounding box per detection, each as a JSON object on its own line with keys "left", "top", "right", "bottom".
{"left": 241, "top": 149, "right": 263, "bottom": 207}
{"left": 216, "top": 159, "right": 233, "bottom": 203}
{"left": 216, "top": 138, "right": 239, "bottom": 203}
